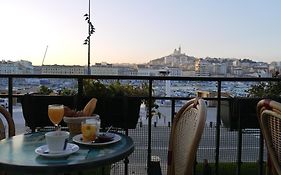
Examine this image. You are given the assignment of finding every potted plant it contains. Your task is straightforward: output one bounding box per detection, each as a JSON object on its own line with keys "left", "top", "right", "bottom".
{"left": 21, "top": 80, "right": 150, "bottom": 131}
{"left": 77, "top": 80, "right": 149, "bottom": 129}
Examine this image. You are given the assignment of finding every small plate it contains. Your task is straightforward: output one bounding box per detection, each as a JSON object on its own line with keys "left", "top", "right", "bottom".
{"left": 35, "top": 143, "right": 79, "bottom": 158}
{"left": 73, "top": 132, "right": 121, "bottom": 146}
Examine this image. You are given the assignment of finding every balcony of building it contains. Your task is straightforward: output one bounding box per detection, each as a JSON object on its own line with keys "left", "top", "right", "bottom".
{"left": 0, "top": 74, "right": 280, "bottom": 175}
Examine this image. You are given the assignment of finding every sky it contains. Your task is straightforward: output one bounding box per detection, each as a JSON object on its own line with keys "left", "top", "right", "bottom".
{"left": 0, "top": 0, "right": 281, "bottom": 66}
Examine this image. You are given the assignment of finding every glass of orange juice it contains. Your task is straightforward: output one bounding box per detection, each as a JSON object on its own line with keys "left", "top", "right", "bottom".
{"left": 81, "top": 118, "right": 98, "bottom": 142}
{"left": 48, "top": 104, "right": 64, "bottom": 130}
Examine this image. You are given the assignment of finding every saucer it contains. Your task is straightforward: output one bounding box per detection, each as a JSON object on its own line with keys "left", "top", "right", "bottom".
{"left": 73, "top": 132, "right": 121, "bottom": 146}
{"left": 35, "top": 143, "right": 79, "bottom": 158}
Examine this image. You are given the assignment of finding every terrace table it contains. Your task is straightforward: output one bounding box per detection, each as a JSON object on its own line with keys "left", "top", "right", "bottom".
{"left": 0, "top": 131, "right": 134, "bottom": 174}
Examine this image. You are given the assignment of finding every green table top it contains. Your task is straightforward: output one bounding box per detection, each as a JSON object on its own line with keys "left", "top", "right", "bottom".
{"left": 0, "top": 132, "right": 134, "bottom": 174}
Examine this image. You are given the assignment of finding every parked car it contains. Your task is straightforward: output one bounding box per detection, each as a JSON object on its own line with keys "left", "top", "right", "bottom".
{"left": 0, "top": 98, "right": 8, "bottom": 108}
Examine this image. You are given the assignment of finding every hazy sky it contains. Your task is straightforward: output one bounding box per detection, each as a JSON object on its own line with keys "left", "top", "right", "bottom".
{"left": 1, "top": 0, "right": 281, "bottom": 66}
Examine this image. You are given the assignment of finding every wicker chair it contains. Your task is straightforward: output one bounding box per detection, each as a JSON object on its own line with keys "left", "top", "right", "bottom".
{"left": 257, "top": 99, "right": 281, "bottom": 117}
{"left": 167, "top": 97, "right": 207, "bottom": 175}
{"left": 257, "top": 99, "right": 281, "bottom": 175}
{"left": 0, "top": 106, "right": 15, "bottom": 175}
{"left": 0, "top": 106, "right": 15, "bottom": 140}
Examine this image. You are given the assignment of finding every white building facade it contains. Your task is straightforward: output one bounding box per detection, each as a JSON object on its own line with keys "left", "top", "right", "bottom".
{"left": 41, "top": 65, "right": 85, "bottom": 75}
{"left": 0, "top": 61, "right": 19, "bottom": 74}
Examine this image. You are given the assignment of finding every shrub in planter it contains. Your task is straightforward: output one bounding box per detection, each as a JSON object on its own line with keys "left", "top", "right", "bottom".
{"left": 79, "top": 96, "right": 141, "bottom": 129}
{"left": 77, "top": 80, "right": 148, "bottom": 129}
{"left": 21, "top": 81, "right": 148, "bottom": 130}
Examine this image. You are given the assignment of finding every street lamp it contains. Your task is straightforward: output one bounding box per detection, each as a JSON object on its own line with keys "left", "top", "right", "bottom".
{"left": 83, "top": 0, "right": 95, "bottom": 75}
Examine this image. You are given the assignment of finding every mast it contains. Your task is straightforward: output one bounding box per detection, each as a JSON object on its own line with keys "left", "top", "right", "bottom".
{"left": 42, "top": 45, "right": 48, "bottom": 66}
{"left": 87, "top": 0, "right": 91, "bottom": 75}
{"left": 84, "top": 0, "right": 94, "bottom": 75}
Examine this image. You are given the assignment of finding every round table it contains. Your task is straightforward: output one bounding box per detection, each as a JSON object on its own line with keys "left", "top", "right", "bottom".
{"left": 0, "top": 132, "right": 134, "bottom": 174}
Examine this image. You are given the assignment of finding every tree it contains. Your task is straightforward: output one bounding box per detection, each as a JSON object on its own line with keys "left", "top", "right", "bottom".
{"left": 247, "top": 74, "right": 281, "bottom": 98}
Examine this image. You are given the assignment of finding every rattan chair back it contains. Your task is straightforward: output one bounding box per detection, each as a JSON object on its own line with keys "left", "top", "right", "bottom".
{"left": 257, "top": 99, "right": 281, "bottom": 117}
{"left": 257, "top": 99, "right": 281, "bottom": 175}
{"left": 0, "top": 106, "right": 15, "bottom": 140}
{"left": 167, "top": 98, "right": 207, "bottom": 175}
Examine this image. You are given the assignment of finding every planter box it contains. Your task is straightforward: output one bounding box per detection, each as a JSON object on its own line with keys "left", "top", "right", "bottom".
{"left": 21, "top": 95, "right": 142, "bottom": 131}
{"left": 78, "top": 96, "right": 142, "bottom": 129}
{"left": 221, "top": 98, "right": 262, "bottom": 130}
{"left": 21, "top": 94, "right": 76, "bottom": 131}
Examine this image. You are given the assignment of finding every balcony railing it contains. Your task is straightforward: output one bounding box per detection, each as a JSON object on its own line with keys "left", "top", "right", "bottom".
{"left": 0, "top": 74, "right": 280, "bottom": 175}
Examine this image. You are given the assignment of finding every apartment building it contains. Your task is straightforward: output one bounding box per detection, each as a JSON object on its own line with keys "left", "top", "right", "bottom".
{"left": 209, "top": 63, "right": 227, "bottom": 76}
{"left": 195, "top": 58, "right": 210, "bottom": 77}
{"left": 41, "top": 65, "right": 85, "bottom": 75}
{"left": 91, "top": 63, "right": 119, "bottom": 75}
{"left": 0, "top": 60, "right": 20, "bottom": 74}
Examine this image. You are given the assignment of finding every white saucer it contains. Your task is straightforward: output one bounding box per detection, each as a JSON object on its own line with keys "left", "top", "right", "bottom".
{"left": 73, "top": 132, "right": 121, "bottom": 146}
{"left": 35, "top": 143, "right": 79, "bottom": 158}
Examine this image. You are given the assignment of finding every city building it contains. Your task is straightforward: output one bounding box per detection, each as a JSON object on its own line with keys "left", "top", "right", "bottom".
{"left": 209, "top": 63, "right": 227, "bottom": 76}
{"left": 195, "top": 58, "right": 210, "bottom": 77}
{"left": 137, "top": 67, "right": 159, "bottom": 76}
{"left": 0, "top": 49, "right": 272, "bottom": 78}
{"left": 91, "top": 63, "right": 118, "bottom": 75}
{"left": 0, "top": 60, "right": 20, "bottom": 74}
{"left": 41, "top": 65, "right": 84, "bottom": 75}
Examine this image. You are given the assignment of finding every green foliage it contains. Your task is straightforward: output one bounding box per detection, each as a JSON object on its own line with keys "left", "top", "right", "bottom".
{"left": 83, "top": 79, "right": 149, "bottom": 98}
{"left": 83, "top": 79, "right": 109, "bottom": 97}
{"left": 59, "top": 88, "right": 77, "bottom": 96}
{"left": 108, "top": 81, "right": 149, "bottom": 97}
{"left": 37, "top": 86, "right": 76, "bottom": 96}
{"left": 38, "top": 85, "right": 53, "bottom": 95}
{"left": 247, "top": 80, "right": 281, "bottom": 98}
{"left": 83, "top": 79, "right": 161, "bottom": 118}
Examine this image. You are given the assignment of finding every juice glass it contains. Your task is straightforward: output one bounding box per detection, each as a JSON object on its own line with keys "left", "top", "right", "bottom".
{"left": 81, "top": 118, "right": 98, "bottom": 142}
{"left": 48, "top": 104, "right": 64, "bottom": 130}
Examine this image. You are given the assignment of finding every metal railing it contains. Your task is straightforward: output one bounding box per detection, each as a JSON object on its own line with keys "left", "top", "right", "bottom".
{"left": 1, "top": 74, "right": 280, "bottom": 175}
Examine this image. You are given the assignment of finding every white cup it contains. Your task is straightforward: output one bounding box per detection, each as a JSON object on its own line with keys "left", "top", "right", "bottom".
{"left": 45, "top": 131, "right": 69, "bottom": 153}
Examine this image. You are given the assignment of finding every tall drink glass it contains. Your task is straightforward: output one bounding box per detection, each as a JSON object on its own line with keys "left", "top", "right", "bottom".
{"left": 81, "top": 118, "right": 98, "bottom": 142}
{"left": 48, "top": 104, "right": 64, "bottom": 130}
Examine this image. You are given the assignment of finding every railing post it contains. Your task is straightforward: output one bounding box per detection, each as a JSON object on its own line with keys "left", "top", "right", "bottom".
{"left": 171, "top": 99, "right": 175, "bottom": 123}
{"left": 258, "top": 131, "right": 264, "bottom": 175}
{"left": 124, "top": 129, "right": 129, "bottom": 175}
{"left": 236, "top": 99, "right": 242, "bottom": 175}
{"left": 8, "top": 77, "right": 13, "bottom": 117}
{"left": 147, "top": 79, "right": 153, "bottom": 173}
{"left": 77, "top": 77, "right": 83, "bottom": 96}
{"left": 77, "top": 77, "right": 84, "bottom": 109}
{"left": 215, "top": 80, "right": 222, "bottom": 175}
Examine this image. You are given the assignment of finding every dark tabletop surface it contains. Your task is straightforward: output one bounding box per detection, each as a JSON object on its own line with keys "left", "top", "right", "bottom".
{"left": 0, "top": 131, "right": 134, "bottom": 174}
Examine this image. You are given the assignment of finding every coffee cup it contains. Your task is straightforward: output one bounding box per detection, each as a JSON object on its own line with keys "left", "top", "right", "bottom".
{"left": 45, "top": 131, "right": 69, "bottom": 153}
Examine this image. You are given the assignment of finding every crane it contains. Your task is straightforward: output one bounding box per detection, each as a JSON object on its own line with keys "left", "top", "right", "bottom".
{"left": 41, "top": 45, "right": 48, "bottom": 66}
